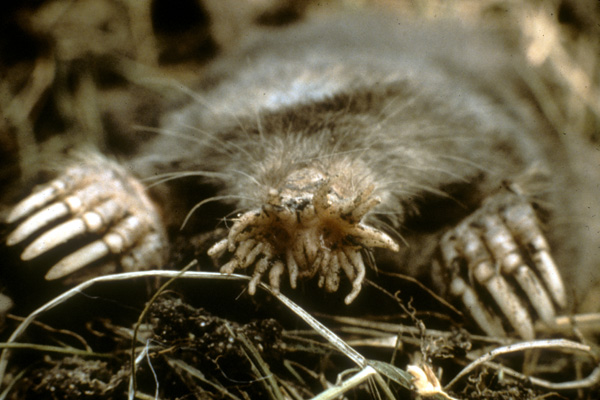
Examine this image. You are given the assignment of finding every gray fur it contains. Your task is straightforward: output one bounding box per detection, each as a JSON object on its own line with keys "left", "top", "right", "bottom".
{"left": 130, "top": 14, "right": 596, "bottom": 308}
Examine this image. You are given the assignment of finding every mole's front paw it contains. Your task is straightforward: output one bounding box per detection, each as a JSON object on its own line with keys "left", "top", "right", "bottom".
{"left": 6, "top": 155, "right": 168, "bottom": 281}
{"left": 436, "top": 189, "right": 566, "bottom": 339}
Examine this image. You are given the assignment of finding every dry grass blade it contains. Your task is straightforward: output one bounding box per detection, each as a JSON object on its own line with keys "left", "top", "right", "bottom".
{"left": 166, "top": 357, "right": 243, "bottom": 400}
{"left": 312, "top": 365, "right": 395, "bottom": 400}
{"left": 445, "top": 338, "right": 598, "bottom": 390}
{"left": 0, "top": 342, "right": 112, "bottom": 358}
{"left": 231, "top": 326, "right": 285, "bottom": 400}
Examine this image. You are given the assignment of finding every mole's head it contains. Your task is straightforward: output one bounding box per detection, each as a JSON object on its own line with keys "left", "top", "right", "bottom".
{"left": 208, "top": 158, "right": 399, "bottom": 304}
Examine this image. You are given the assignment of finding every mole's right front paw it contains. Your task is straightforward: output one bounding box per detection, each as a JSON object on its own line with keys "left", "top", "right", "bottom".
{"left": 436, "top": 188, "right": 566, "bottom": 339}
{"left": 6, "top": 155, "right": 168, "bottom": 281}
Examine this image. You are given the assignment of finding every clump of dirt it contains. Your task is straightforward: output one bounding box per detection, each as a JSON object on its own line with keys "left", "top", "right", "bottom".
{"left": 458, "top": 368, "right": 543, "bottom": 400}
{"left": 148, "top": 295, "right": 286, "bottom": 389}
{"left": 9, "top": 295, "right": 314, "bottom": 399}
{"left": 12, "top": 356, "right": 128, "bottom": 399}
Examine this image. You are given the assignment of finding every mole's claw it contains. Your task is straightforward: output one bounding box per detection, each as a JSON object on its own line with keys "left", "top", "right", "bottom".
{"left": 6, "top": 181, "right": 66, "bottom": 224}
{"left": 343, "top": 248, "right": 366, "bottom": 305}
{"left": 6, "top": 155, "right": 168, "bottom": 282}
{"left": 45, "top": 240, "right": 110, "bottom": 280}
{"left": 448, "top": 274, "right": 506, "bottom": 337}
{"left": 512, "top": 266, "right": 555, "bottom": 324}
{"left": 44, "top": 214, "right": 142, "bottom": 280}
{"left": 533, "top": 250, "right": 567, "bottom": 308}
{"left": 503, "top": 202, "right": 567, "bottom": 308}
{"left": 437, "top": 190, "right": 565, "bottom": 339}
{"left": 7, "top": 202, "right": 70, "bottom": 246}
{"left": 473, "top": 259, "right": 535, "bottom": 340}
{"left": 22, "top": 218, "right": 90, "bottom": 260}
{"left": 461, "top": 226, "right": 535, "bottom": 339}
{"left": 268, "top": 260, "right": 285, "bottom": 292}
{"left": 482, "top": 214, "right": 556, "bottom": 324}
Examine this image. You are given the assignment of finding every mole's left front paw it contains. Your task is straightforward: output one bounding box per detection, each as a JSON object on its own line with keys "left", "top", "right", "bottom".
{"left": 437, "top": 189, "right": 566, "bottom": 339}
{"left": 5, "top": 155, "right": 168, "bottom": 281}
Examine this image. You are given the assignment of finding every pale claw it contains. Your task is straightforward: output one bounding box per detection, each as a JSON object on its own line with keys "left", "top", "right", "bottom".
{"left": 22, "top": 218, "right": 92, "bottom": 260}
{"left": 439, "top": 241, "right": 507, "bottom": 338}
{"left": 438, "top": 190, "right": 566, "bottom": 339}
{"left": 461, "top": 226, "right": 534, "bottom": 339}
{"left": 482, "top": 214, "right": 555, "bottom": 324}
{"left": 6, "top": 155, "right": 168, "bottom": 281}
{"left": 448, "top": 273, "right": 506, "bottom": 338}
{"left": 7, "top": 202, "right": 70, "bottom": 246}
{"left": 45, "top": 240, "right": 110, "bottom": 280}
{"left": 207, "top": 238, "right": 228, "bottom": 258}
{"left": 502, "top": 202, "right": 567, "bottom": 308}
{"left": 6, "top": 180, "right": 67, "bottom": 224}
{"left": 473, "top": 260, "right": 535, "bottom": 340}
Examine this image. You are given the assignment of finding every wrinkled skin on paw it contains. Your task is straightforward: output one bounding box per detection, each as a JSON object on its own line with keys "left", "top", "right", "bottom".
{"left": 5, "top": 156, "right": 168, "bottom": 281}
{"left": 434, "top": 187, "right": 566, "bottom": 339}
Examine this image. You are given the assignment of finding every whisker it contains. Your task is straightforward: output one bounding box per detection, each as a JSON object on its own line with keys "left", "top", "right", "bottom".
{"left": 142, "top": 171, "right": 229, "bottom": 188}
{"left": 371, "top": 210, "right": 404, "bottom": 216}
{"left": 134, "top": 125, "right": 242, "bottom": 158}
{"left": 133, "top": 125, "right": 205, "bottom": 146}
{"left": 301, "top": 147, "right": 371, "bottom": 163}
{"left": 230, "top": 169, "right": 263, "bottom": 188}
{"left": 375, "top": 94, "right": 401, "bottom": 121}
{"left": 219, "top": 208, "right": 247, "bottom": 229}
{"left": 140, "top": 77, "right": 257, "bottom": 148}
{"left": 142, "top": 170, "right": 227, "bottom": 181}
{"left": 377, "top": 187, "right": 421, "bottom": 198}
{"left": 180, "top": 195, "right": 253, "bottom": 230}
{"left": 381, "top": 161, "right": 469, "bottom": 182}
{"left": 439, "top": 154, "right": 493, "bottom": 173}
{"left": 416, "top": 135, "right": 485, "bottom": 144}
{"left": 376, "top": 93, "right": 416, "bottom": 124}
{"left": 375, "top": 219, "right": 408, "bottom": 247}
{"left": 182, "top": 88, "right": 257, "bottom": 147}
{"left": 162, "top": 78, "right": 207, "bottom": 105}
{"left": 384, "top": 179, "right": 452, "bottom": 198}
{"left": 254, "top": 106, "right": 266, "bottom": 144}
{"left": 179, "top": 122, "right": 258, "bottom": 163}
{"left": 149, "top": 77, "right": 234, "bottom": 123}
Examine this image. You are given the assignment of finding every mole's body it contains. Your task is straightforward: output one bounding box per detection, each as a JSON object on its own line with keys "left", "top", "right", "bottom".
{"left": 5, "top": 14, "right": 598, "bottom": 339}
